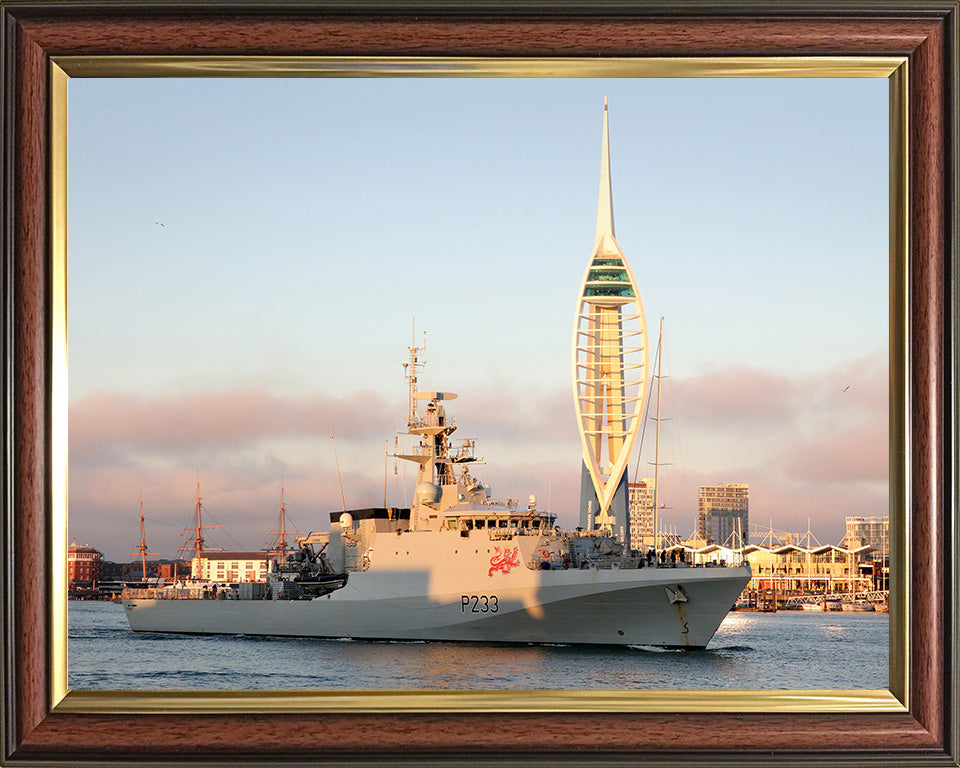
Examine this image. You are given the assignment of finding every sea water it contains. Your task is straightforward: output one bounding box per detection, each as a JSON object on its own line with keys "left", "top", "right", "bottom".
{"left": 67, "top": 601, "right": 888, "bottom": 691}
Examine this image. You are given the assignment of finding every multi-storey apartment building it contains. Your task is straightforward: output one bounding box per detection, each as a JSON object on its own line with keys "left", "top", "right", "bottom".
{"left": 627, "top": 478, "right": 656, "bottom": 551}
{"left": 697, "top": 483, "right": 749, "bottom": 547}
{"left": 845, "top": 516, "right": 889, "bottom": 562}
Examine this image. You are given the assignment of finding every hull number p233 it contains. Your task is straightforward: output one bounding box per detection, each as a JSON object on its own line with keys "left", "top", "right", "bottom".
{"left": 461, "top": 595, "right": 499, "bottom": 613}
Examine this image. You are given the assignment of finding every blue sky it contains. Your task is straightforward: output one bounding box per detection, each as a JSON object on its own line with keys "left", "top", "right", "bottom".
{"left": 67, "top": 77, "right": 888, "bottom": 560}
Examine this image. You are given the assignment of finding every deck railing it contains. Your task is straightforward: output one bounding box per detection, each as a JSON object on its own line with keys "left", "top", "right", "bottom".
{"left": 121, "top": 587, "right": 222, "bottom": 600}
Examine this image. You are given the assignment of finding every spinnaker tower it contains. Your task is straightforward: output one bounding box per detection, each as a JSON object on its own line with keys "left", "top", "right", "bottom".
{"left": 572, "top": 98, "right": 650, "bottom": 544}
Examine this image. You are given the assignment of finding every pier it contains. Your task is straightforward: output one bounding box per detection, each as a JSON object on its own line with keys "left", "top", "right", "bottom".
{"left": 735, "top": 589, "right": 889, "bottom": 613}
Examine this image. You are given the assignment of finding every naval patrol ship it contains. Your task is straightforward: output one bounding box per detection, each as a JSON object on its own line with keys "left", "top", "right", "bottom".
{"left": 123, "top": 341, "right": 750, "bottom": 648}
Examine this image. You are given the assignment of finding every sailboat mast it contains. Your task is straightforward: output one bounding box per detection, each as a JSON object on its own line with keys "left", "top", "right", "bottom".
{"left": 652, "top": 316, "right": 664, "bottom": 554}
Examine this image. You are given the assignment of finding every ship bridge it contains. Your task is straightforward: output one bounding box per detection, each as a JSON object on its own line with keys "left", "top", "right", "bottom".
{"left": 442, "top": 508, "right": 557, "bottom": 536}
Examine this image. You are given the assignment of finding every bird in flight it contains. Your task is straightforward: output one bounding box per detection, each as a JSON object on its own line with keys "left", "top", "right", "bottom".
{"left": 155, "top": 221, "right": 165, "bottom": 227}
{"left": 841, "top": 386, "right": 850, "bottom": 392}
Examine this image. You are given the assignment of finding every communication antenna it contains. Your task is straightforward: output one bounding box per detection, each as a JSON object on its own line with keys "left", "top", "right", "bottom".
{"left": 403, "top": 318, "right": 427, "bottom": 428}
{"left": 331, "top": 436, "right": 347, "bottom": 512}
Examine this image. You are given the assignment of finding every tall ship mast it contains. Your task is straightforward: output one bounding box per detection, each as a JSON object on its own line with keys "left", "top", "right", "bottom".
{"left": 130, "top": 493, "right": 160, "bottom": 581}
{"left": 176, "top": 473, "right": 222, "bottom": 574}
{"left": 265, "top": 479, "right": 302, "bottom": 563}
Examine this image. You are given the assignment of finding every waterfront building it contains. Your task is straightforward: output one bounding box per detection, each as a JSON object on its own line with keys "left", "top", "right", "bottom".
{"left": 697, "top": 483, "right": 749, "bottom": 547}
{"left": 68, "top": 540, "right": 103, "bottom": 592}
{"left": 627, "top": 479, "right": 656, "bottom": 551}
{"left": 191, "top": 551, "right": 269, "bottom": 583}
{"left": 742, "top": 542, "right": 874, "bottom": 594}
{"left": 663, "top": 540, "right": 875, "bottom": 595}
{"left": 845, "top": 516, "right": 889, "bottom": 562}
{"left": 573, "top": 99, "right": 650, "bottom": 544}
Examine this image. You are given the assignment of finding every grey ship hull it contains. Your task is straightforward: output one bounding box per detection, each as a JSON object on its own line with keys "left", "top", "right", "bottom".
{"left": 124, "top": 564, "right": 750, "bottom": 648}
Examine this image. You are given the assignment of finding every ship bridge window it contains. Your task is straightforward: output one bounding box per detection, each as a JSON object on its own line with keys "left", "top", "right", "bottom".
{"left": 499, "top": 520, "right": 508, "bottom": 528}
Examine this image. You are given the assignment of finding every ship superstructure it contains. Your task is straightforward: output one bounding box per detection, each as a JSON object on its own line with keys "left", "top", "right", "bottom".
{"left": 573, "top": 98, "right": 650, "bottom": 543}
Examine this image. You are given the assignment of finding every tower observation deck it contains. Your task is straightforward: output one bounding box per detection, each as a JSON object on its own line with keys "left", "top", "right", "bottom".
{"left": 572, "top": 98, "right": 650, "bottom": 544}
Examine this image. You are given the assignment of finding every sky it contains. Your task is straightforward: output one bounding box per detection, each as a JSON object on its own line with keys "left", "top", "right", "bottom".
{"left": 66, "top": 77, "right": 889, "bottom": 562}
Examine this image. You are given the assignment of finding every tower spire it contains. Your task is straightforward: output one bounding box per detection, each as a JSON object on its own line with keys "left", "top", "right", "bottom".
{"left": 595, "top": 96, "right": 615, "bottom": 243}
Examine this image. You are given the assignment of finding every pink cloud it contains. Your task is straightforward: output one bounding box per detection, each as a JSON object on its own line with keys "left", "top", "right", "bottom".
{"left": 810, "top": 351, "right": 888, "bottom": 411}
{"left": 451, "top": 386, "right": 578, "bottom": 442}
{"left": 672, "top": 349, "right": 887, "bottom": 433}
{"left": 672, "top": 367, "right": 799, "bottom": 427}
{"left": 70, "top": 389, "right": 398, "bottom": 464}
{"left": 782, "top": 420, "right": 888, "bottom": 484}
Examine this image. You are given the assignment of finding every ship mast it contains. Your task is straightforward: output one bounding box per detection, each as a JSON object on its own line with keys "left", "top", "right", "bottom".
{"left": 177, "top": 472, "right": 221, "bottom": 568}
{"left": 193, "top": 475, "right": 205, "bottom": 561}
{"left": 130, "top": 492, "right": 160, "bottom": 581}
{"left": 266, "top": 478, "right": 301, "bottom": 562}
{"left": 403, "top": 319, "right": 426, "bottom": 429}
{"left": 391, "top": 325, "right": 461, "bottom": 529}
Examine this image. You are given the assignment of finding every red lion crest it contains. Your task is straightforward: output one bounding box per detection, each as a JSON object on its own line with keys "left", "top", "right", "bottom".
{"left": 488, "top": 546, "right": 521, "bottom": 577}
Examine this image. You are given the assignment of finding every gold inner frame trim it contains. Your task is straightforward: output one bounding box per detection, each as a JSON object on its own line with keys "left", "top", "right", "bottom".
{"left": 53, "top": 55, "right": 905, "bottom": 78}
{"left": 49, "top": 55, "right": 909, "bottom": 716}
{"left": 60, "top": 688, "right": 904, "bottom": 715}
{"left": 50, "top": 62, "right": 69, "bottom": 709}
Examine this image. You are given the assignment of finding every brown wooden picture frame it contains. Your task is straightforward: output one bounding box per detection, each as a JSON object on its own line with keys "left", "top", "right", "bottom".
{"left": 2, "top": 2, "right": 957, "bottom": 766}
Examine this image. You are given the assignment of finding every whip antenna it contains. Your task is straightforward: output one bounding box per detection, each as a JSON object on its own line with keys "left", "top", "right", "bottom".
{"left": 331, "top": 435, "right": 346, "bottom": 512}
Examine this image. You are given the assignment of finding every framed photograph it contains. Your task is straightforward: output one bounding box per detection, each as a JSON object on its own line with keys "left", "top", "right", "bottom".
{"left": 2, "top": 2, "right": 956, "bottom": 766}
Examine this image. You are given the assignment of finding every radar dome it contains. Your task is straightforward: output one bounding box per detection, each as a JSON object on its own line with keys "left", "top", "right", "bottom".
{"left": 339, "top": 512, "right": 354, "bottom": 528}
{"left": 528, "top": 495, "right": 537, "bottom": 508}
{"left": 415, "top": 482, "right": 442, "bottom": 505}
